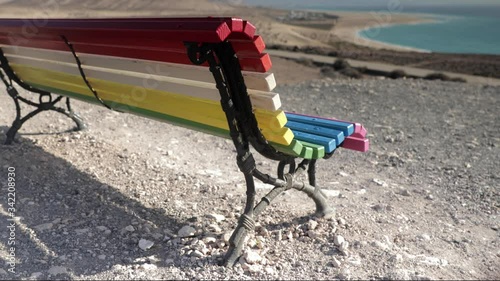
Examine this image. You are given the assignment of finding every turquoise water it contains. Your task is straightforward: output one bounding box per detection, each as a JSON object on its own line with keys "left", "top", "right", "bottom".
{"left": 359, "top": 16, "right": 500, "bottom": 55}
{"left": 242, "top": 1, "right": 500, "bottom": 55}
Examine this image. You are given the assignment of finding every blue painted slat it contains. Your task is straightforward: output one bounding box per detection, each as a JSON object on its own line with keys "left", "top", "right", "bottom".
{"left": 285, "top": 113, "right": 354, "bottom": 136}
{"left": 286, "top": 120, "right": 345, "bottom": 145}
{"left": 291, "top": 130, "right": 336, "bottom": 153}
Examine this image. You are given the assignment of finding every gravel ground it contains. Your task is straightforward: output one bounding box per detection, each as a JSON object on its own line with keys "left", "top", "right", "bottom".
{"left": 0, "top": 78, "right": 498, "bottom": 280}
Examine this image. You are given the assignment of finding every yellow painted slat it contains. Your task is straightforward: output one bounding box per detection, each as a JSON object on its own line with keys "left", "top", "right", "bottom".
{"left": 11, "top": 64, "right": 293, "bottom": 145}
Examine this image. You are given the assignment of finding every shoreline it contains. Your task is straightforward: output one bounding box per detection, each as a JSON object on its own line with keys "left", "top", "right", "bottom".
{"left": 324, "top": 11, "right": 437, "bottom": 52}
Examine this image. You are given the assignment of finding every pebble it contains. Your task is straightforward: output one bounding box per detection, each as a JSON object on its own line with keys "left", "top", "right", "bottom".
{"left": 338, "top": 218, "right": 347, "bottom": 225}
{"left": 139, "top": 263, "right": 158, "bottom": 271}
{"left": 96, "top": 226, "right": 108, "bottom": 232}
{"left": 178, "top": 225, "right": 196, "bottom": 238}
{"left": 244, "top": 250, "right": 263, "bottom": 264}
{"left": 97, "top": 254, "right": 106, "bottom": 260}
{"left": 322, "top": 189, "right": 341, "bottom": 198}
{"left": 331, "top": 257, "right": 342, "bottom": 267}
{"left": 222, "top": 231, "right": 233, "bottom": 243}
{"left": 124, "top": 225, "right": 135, "bottom": 232}
{"left": 307, "top": 220, "right": 318, "bottom": 230}
{"left": 399, "top": 189, "right": 411, "bottom": 196}
{"left": 372, "top": 178, "right": 388, "bottom": 187}
{"left": 75, "top": 228, "right": 89, "bottom": 235}
{"left": 418, "top": 233, "right": 431, "bottom": 241}
{"left": 138, "top": 239, "right": 155, "bottom": 250}
{"left": 34, "top": 223, "right": 53, "bottom": 231}
{"left": 339, "top": 241, "right": 350, "bottom": 254}
{"left": 30, "top": 272, "right": 43, "bottom": 278}
{"left": 207, "top": 213, "right": 226, "bottom": 222}
{"left": 334, "top": 235, "right": 345, "bottom": 246}
{"left": 207, "top": 224, "right": 222, "bottom": 233}
{"left": 48, "top": 266, "right": 68, "bottom": 275}
{"left": 372, "top": 240, "right": 390, "bottom": 251}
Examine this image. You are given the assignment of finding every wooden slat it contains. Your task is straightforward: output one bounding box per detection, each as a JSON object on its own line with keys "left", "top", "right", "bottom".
{"left": 0, "top": 19, "right": 233, "bottom": 43}
{"left": 0, "top": 37, "right": 271, "bottom": 73}
{"left": 10, "top": 64, "right": 292, "bottom": 145}
{"left": 285, "top": 113, "right": 355, "bottom": 136}
{"left": 297, "top": 141, "right": 325, "bottom": 159}
{"left": 6, "top": 55, "right": 280, "bottom": 111}
{"left": 2, "top": 45, "right": 276, "bottom": 91}
{"left": 230, "top": 35, "right": 266, "bottom": 55}
{"left": 342, "top": 137, "right": 369, "bottom": 152}
{"left": 291, "top": 130, "right": 336, "bottom": 153}
{"left": 286, "top": 120, "right": 345, "bottom": 143}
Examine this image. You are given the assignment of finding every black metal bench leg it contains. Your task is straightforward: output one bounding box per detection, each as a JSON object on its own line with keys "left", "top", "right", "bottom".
{"left": 4, "top": 86, "right": 86, "bottom": 145}
{"left": 224, "top": 173, "right": 257, "bottom": 266}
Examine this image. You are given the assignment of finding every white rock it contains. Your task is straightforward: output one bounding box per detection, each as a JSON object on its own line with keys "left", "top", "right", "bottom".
{"left": 203, "top": 236, "right": 217, "bottom": 244}
{"left": 322, "top": 189, "right": 341, "bottom": 198}
{"left": 222, "top": 231, "right": 233, "bottom": 243}
{"left": 308, "top": 220, "right": 318, "bottom": 230}
{"left": 264, "top": 266, "right": 275, "bottom": 275}
{"left": 207, "top": 224, "right": 222, "bottom": 233}
{"left": 418, "top": 233, "right": 431, "bottom": 241}
{"left": 207, "top": 213, "right": 226, "bottom": 222}
{"left": 75, "top": 228, "right": 89, "bottom": 235}
{"left": 339, "top": 241, "right": 349, "bottom": 253}
{"left": 276, "top": 230, "right": 283, "bottom": 241}
{"left": 48, "top": 266, "right": 68, "bottom": 275}
{"left": 332, "top": 257, "right": 342, "bottom": 267}
{"left": 96, "top": 226, "right": 108, "bottom": 232}
{"left": 140, "top": 263, "right": 157, "bottom": 271}
{"left": 372, "top": 240, "right": 390, "bottom": 251}
{"left": 244, "top": 250, "right": 263, "bottom": 264}
{"left": 138, "top": 239, "right": 155, "bottom": 250}
{"left": 334, "top": 235, "right": 345, "bottom": 246}
{"left": 34, "top": 223, "right": 53, "bottom": 231}
{"left": 373, "top": 178, "right": 388, "bottom": 187}
{"left": 178, "top": 225, "right": 196, "bottom": 238}
{"left": 30, "top": 272, "right": 43, "bottom": 278}
{"left": 124, "top": 225, "right": 135, "bottom": 232}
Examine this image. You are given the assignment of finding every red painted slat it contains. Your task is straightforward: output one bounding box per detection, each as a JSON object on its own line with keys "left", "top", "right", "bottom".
{"left": 0, "top": 20, "right": 232, "bottom": 43}
{"left": 0, "top": 17, "right": 243, "bottom": 33}
{"left": 231, "top": 36, "right": 266, "bottom": 55}
{"left": 238, "top": 53, "right": 272, "bottom": 72}
{"left": 0, "top": 35, "right": 270, "bottom": 73}
{"left": 227, "top": 21, "right": 256, "bottom": 40}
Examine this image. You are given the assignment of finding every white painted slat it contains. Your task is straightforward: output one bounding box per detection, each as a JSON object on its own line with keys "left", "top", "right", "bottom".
{"left": 1, "top": 45, "right": 276, "bottom": 91}
{"left": 7, "top": 55, "right": 281, "bottom": 111}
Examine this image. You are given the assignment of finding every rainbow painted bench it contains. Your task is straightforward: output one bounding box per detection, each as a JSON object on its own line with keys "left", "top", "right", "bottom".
{"left": 0, "top": 17, "right": 368, "bottom": 266}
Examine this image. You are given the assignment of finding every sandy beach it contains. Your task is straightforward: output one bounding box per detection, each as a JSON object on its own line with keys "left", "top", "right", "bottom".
{"left": 329, "top": 11, "right": 435, "bottom": 52}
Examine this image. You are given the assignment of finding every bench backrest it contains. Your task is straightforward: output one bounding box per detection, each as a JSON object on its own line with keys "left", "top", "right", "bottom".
{"left": 0, "top": 17, "right": 368, "bottom": 159}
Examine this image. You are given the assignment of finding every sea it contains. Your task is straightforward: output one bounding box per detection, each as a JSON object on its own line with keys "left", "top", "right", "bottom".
{"left": 242, "top": 0, "right": 500, "bottom": 55}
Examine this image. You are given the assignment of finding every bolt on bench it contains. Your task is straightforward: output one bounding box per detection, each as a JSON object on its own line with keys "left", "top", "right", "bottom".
{"left": 0, "top": 17, "right": 369, "bottom": 266}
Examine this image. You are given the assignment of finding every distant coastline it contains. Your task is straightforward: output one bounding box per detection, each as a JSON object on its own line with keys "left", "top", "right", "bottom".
{"left": 321, "top": 10, "right": 436, "bottom": 52}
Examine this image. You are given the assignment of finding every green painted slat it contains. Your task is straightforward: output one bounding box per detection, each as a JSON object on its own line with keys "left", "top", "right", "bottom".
{"left": 297, "top": 140, "right": 325, "bottom": 159}
{"left": 272, "top": 139, "right": 304, "bottom": 158}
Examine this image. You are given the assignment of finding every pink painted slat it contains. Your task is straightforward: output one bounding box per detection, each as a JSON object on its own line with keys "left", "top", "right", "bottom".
{"left": 341, "top": 137, "right": 369, "bottom": 152}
